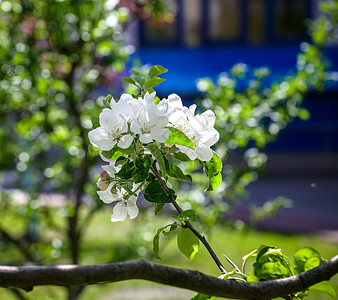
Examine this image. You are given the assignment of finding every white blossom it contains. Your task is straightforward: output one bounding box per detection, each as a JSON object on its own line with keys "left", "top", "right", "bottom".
{"left": 110, "top": 93, "right": 142, "bottom": 121}
{"left": 110, "top": 195, "right": 139, "bottom": 222}
{"left": 97, "top": 182, "right": 123, "bottom": 204}
{"left": 169, "top": 103, "right": 219, "bottom": 161}
{"left": 158, "top": 93, "right": 186, "bottom": 116}
{"left": 88, "top": 108, "right": 133, "bottom": 150}
{"left": 130, "top": 94, "right": 170, "bottom": 144}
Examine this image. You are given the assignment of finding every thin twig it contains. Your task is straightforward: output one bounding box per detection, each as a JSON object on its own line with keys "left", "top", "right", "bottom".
{"left": 151, "top": 163, "right": 227, "bottom": 274}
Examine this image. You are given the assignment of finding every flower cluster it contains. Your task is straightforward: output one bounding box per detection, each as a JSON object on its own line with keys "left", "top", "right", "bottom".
{"left": 89, "top": 92, "right": 219, "bottom": 222}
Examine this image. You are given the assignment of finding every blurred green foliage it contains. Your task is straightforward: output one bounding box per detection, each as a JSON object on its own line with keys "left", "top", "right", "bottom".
{"left": 0, "top": 1, "right": 172, "bottom": 299}
{"left": 175, "top": 0, "right": 338, "bottom": 228}
{"left": 0, "top": 0, "right": 129, "bottom": 268}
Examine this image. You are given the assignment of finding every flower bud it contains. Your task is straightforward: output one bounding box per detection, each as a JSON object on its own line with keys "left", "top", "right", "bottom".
{"left": 100, "top": 171, "right": 110, "bottom": 180}
{"left": 97, "top": 178, "right": 109, "bottom": 191}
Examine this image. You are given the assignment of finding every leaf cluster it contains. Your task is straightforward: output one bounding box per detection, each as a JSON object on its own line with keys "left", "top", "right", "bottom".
{"left": 122, "top": 64, "right": 168, "bottom": 98}
{"left": 193, "top": 246, "right": 336, "bottom": 300}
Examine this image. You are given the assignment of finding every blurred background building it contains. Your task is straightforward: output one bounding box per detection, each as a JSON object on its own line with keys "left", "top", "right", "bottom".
{"left": 129, "top": 0, "right": 338, "bottom": 232}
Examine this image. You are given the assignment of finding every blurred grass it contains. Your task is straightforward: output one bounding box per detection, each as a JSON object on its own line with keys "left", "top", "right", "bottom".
{"left": 0, "top": 208, "right": 337, "bottom": 300}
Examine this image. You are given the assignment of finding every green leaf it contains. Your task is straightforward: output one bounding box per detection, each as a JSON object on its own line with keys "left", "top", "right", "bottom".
{"left": 115, "top": 156, "right": 128, "bottom": 166}
{"left": 116, "top": 160, "right": 135, "bottom": 180}
{"left": 204, "top": 151, "right": 223, "bottom": 191}
{"left": 153, "top": 234, "right": 160, "bottom": 259}
{"left": 102, "top": 94, "right": 112, "bottom": 108}
{"left": 153, "top": 223, "right": 176, "bottom": 259}
{"left": 172, "top": 152, "right": 192, "bottom": 162}
{"left": 163, "top": 223, "right": 178, "bottom": 236}
{"left": 206, "top": 173, "right": 222, "bottom": 192}
{"left": 131, "top": 74, "right": 145, "bottom": 88}
{"left": 177, "top": 228, "right": 199, "bottom": 260}
{"left": 153, "top": 226, "right": 166, "bottom": 259}
{"left": 172, "top": 209, "right": 196, "bottom": 222}
{"left": 122, "top": 77, "right": 136, "bottom": 86}
{"left": 148, "top": 65, "right": 168, "bottom": 78}
{"left": 190, "top": 293, "right": 213, "bottom": 300}
{"left": 246, "top": 269, "right": 260, "bottom": 283}
{"left": 309, "top": 281, "right": 336, "bottom": 298}
{"left": 152, "top": 203, "right": 165, "bottom": 215}
{"left": 144, "top": 77, "right": 165, "bottom": 90}
{"left": 252, "top": 246, "right": 293, "bottom": 281}
{"left": 170, "top": 164, "right": 192, "bottom": 184}
{"left": 90, "top": 116, "right": 99, "bottom": 128}
{"left": 147, "top": 143, "right": 167, "bottom": 179}
{"left": 133, "top": 154, "right": 152, "bottom": 183}
{"left": 130, "top": 69, "right": 140, "bottom": 75}
{"left": 293, "top": 247, "right": 322, "bottom": 274}
{"left": 165, "top": 127, "right": 195, "bottom": 150}
{"left": 205, "top": 151, "right": 222, "bottom": 176}
{"left": 244, "top": 246, "right": 293, "bottom": 281}
{"left": 255, "top": 260, "right": 290, "bottom": 280}
{"left": 243, "top": 245, "right": 268, "bottom": 263}
{"left": 101, "top": 145, "right": 133, "bottom": 160}
{"left": 144, "top": 179, "right": 173, "bottom": 203}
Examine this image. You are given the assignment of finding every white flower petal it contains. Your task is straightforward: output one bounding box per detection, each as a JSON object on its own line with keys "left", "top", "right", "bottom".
{"left": 97, "top": 182, "right": 116, "bottom": 203}
{"left": 150, "top": 114, "right": 168, "bottom": 128}
{"left": 132, "top": 183, "right": 141, "bottom": 190}
{"left": 130, "top": 120, "right": 142, "bottom": 135}
{"left": 111, "top": 202, "right": 128, "bottom": 222}
{"left": 199, "top": 110, "right": 216, "bottom": 128}
{"left": 144, "top": 91, "right": 156, "bottom": 105}
{"left": 99, "top": 109, "right": 118, "bottom": 130}
{"left": 101, "top": 164, "right": 117, "bottom": 176}
{"left": 124, "top": 94, "right": 145, "bottom": 117}
{"left": 127, "top": 199, "right": 139, "bottom": 219}
{"left": 111, "top": 94, "right": 135, "bottom": 120}
{"left": 167, "top": 93, "right": 183, "bottom": 112}
{"left": 186, "top": 104, "right": 197, "bottom": 118}
{"left": 88, "top": 127, "right": 116, "bottom": 151}
{"left": 150, "top": 127, "right": 170, "bottom": 143}
{"left": 100, "top": 108, "right": 128, "bottom": 133}
{"left": 196, "top": 144, "right": 213, "bottom": 161}
{"left": 138, "top": 106, "right": 151, "bottom": 127}
{"left": 187, "top": 114, "right": 204, "bottom": 133}
{"left": 129, "top": 101, "right": 144, "bottom": 117}
{"left": 177, "top": 145, "right": 197, "bottom": 160}
{"left": 155, "top": 99, "right": 169, "bottom": 116}
{"left": 99, "top": 151, "right": 116, "bottom": 164}
{"left": 118, "top": 134, "right": 133, "bottom": 149}
{"left": 200, "top": 129, "right": 219, "bottom": 147}
{"left": 140, "top": 133, "right": 153, "bottom": 144}
{"left": 168, "top": 110, "right": 191, "bottom": 131}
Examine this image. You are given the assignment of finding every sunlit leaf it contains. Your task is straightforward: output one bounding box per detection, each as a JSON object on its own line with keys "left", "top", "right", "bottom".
{"left": 170, "top": 164, "right": 192, "bottom": 184}
{"left": 165, "top": 127, "right": 195, "bottom": 150}
{"left": 293, "top": 247, "right": 322, "bottom": 274}
{"left": 144, "top": 77, "right": 165, "bottom": 90}
{"left": 309, "top": 281, "right": 336, "bottom": 298}
{"left": 148, "top": 65, "right": 168, "bottom": 78}
{"left": 144, "top": 179, "right": 174, "bottom": 203}
{"left": 177, "top": 228, "right": 199, "bottom": 260}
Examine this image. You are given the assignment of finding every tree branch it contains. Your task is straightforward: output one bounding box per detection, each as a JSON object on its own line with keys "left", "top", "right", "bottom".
{"left": 0, "top": 256, "right": 337, "bottom": 299}
{"left": 151, "top": 163, "right": 227, "bottom": 274}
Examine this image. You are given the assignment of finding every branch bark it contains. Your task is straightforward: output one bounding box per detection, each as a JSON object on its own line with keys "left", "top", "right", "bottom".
{"left": 1, "top": 255, "right": 337, "bottom": 299}
{"left": 150, "top": 163, "right": 227, "bottom": 274}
